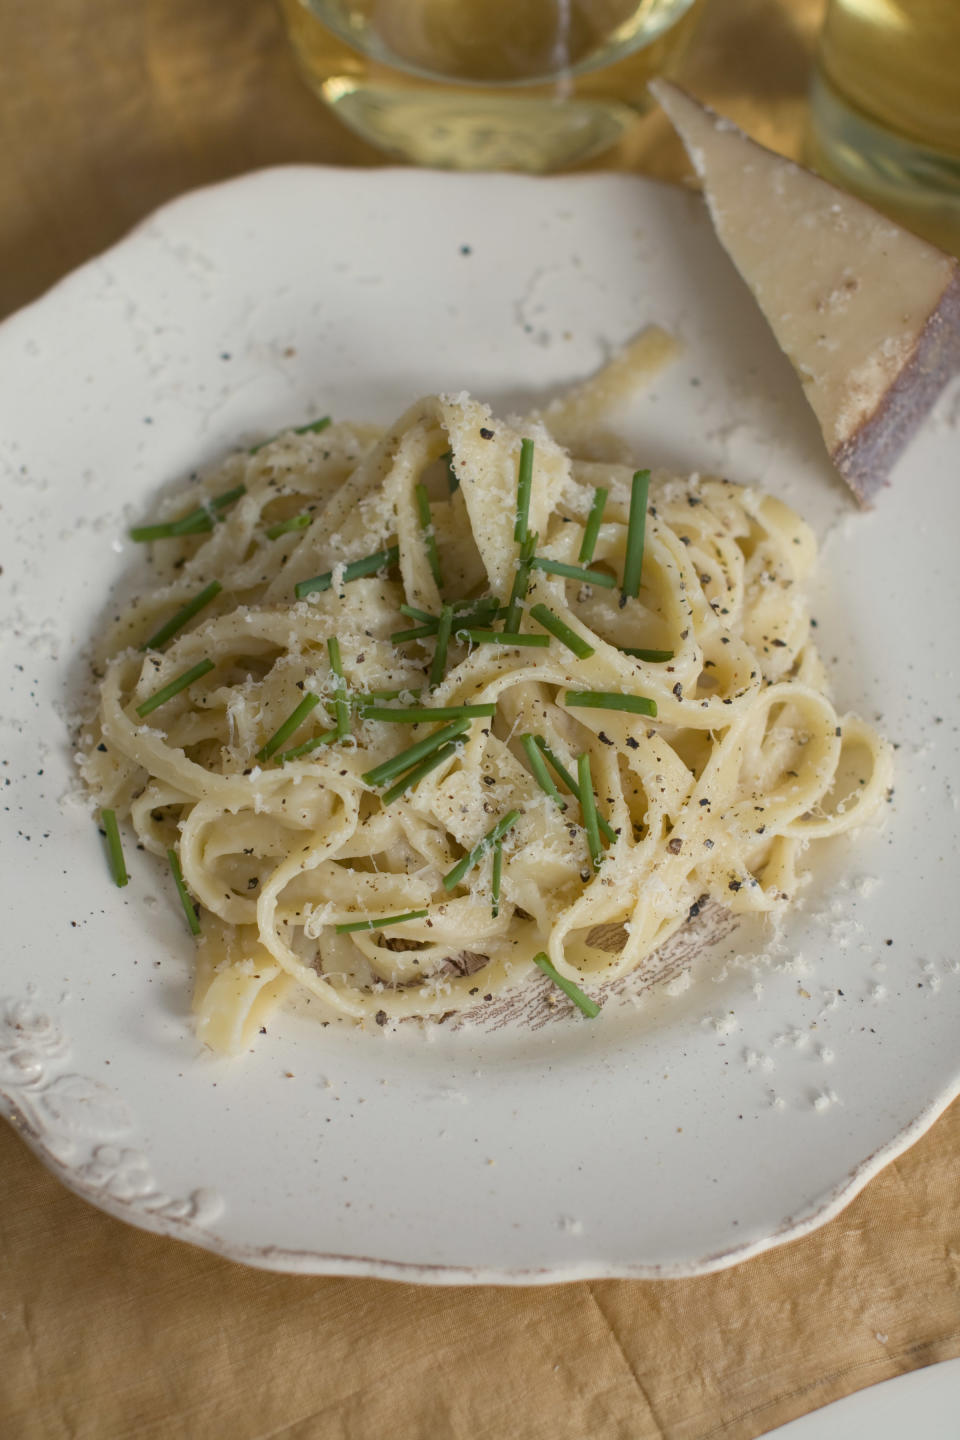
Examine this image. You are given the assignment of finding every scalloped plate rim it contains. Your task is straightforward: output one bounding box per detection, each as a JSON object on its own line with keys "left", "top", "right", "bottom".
{"left": 3, "top": 1072, "right": 958, "bottom": 1283}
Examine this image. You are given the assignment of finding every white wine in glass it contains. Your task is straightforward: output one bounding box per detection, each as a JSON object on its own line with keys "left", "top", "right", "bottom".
{"left": 809, "top": 0, "right": 960, "bottom": 253}
{"left": 279, "top": 0, "right": 703, "bottom": 171}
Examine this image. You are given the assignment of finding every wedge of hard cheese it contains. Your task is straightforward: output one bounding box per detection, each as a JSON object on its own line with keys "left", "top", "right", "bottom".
{"left": 650, "top": 79, "right": 960, "bottom": 503}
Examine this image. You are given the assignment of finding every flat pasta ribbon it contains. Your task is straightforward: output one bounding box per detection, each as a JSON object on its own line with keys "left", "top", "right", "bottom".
{"left": 81, "top": 387, "right": 891, "bottom": 1052}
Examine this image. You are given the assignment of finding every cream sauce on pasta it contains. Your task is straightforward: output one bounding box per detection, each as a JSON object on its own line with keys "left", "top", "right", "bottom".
{"left": 81, "top": 385, "right": 891, "bottom": 1053}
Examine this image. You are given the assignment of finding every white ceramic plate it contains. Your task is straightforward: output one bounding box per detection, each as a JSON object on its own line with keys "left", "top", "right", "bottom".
{"left": 1, "top": 168, "right": 958, "bottom": 1283}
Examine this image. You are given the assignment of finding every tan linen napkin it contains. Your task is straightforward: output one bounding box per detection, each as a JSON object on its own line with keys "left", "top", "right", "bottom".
{"left": 1, "top": 2, "right": 958, "bottom": 1437}
{"left": 2, "top": 1109, "right": 958, "bottom": 1440}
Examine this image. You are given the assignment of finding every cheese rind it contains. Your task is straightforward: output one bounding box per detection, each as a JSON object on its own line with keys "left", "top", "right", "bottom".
{"left": 831, "top": 270, "right": 960, "bottom": 495}
{"left": 651, "top": 79, "right": 960, "bottom": 503}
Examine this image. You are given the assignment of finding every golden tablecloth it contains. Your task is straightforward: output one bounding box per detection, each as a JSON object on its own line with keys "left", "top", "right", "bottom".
{"left": 1, "top": 3, "right": 958, "bottom": 1436}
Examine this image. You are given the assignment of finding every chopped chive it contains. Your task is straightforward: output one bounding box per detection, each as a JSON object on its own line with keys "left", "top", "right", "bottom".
{"left": 161, "top": 511, "right": 212, "bottom": 538}
{"left": 167, "top": 847, "right": 201, "bottom": 936}
{"left": 327, "top": 637, "right": 349, "bottom": 738}
{"left": 141, "top": 580, "right": 222, "bottom": 652}
{"left": 577, "top": 752, "right": 604, "bottom": 872}
{"left": 532, "top": 952, "right": 601, "bottom": 1018}
{"left": 461, "top": 607, "right": 503, "bottom": 628}
{"left": 529, "top": 557, "right": 616, "bottom": 589}
{"left": 514, "top": 438, "right": 535, "bottom": 544}
{"left": 129, "top": 521, "right": 195, "bottom": 544}
{"left": 101, "top": 808, "right": 128, "bottom": 888}
{"left": 359, "top": 704, "right": 495, "bottom": 722}
{"left": 195, "top": 486, "right": 244, "bottom": 527}
{"left": 504, "top": 529, "right": 537, "bottom": 632}
{"left": 295, "top": 544, "right": 399, "bottom": 600}
{"left": 453, "top": 601, "right": 502, "bottom": 629}
{"left": 335, "top": 908, "right": 428, "bottom": 934}
{"left": 212, "top": 483, "right": 246, "bottom": 507}
{"left": 442, "top": 450, "right": 460, "bottom": 493}
{"left": 352, "top": 689, "right": 423, "bottom": 705}
{"left": 415, "top": 483, "right": 443, "bottom": 590}
{"left": 621, "top": 468, "right": 650, "bottom": 600}
{"left": 443, "top": 809, "right": 520, "bottom": 892}
{"left": 533, "top": 737, "right": 617, "bottom": 844}
{"left": 532, "top": 737, "right": 578, "bottom": 793}
{"left": 563, "top": 690, "right": 658, "bottom": 718}
{"left": 620, "top": 647, "right": 674, "bottom": 662}
{"left": 528, "top": 603, "right": 595, "bottom": 659}
{"left": 399, "top": 604, "right": 437, "bottom": 624}
{"left": 275, "top": 729, "right": 338, "bottom": 763}
{"left": 400, "top": 597, "right": 498, "bottom": 627}
{"left": 457, "top": 629, "right": 549, "bottom": 648}
{"left": 382, "top": 741, "right": 459, "bottom": 805}
{"left": 520, "top": 734, "right": 566, "bottom": 811}
{"left": 265, "top": 513, "right": 312, "bottom": 540}
{"left": 491, "top": 840, "right": 503, "bottom": 918}
{"left": 135, "top": 658, "right": 215, "bottom": 718}
{"left": 168, "top": 484, "right": 246, "bottom": 537}
{"left": 362, "top": 718, "right": 470, "bottom": 787}
{"left": 429, "top": 605, "right": 454, "bottom": 690}
{"left": 186, "top": 484, "right": 245, "bottom": 519}
{"left": 129, "top": 485, "right": 246, "bottom": 543}
{"left": 460, "top": 594, "right": 498, "bottom": 608}
{"left": 250, "top": 416, "right": 331, "bottom": 454}
{"left": 391, "top": 625, "right": 437, "bottom": 644}
{"left": 578, "top": 487, "right": 608, "bottom": 564}
{"left": 257, "top": 692, "right": 322, "bottom": 761}
{"left": 455, "top": 596, "right": 499, "bottom": 614}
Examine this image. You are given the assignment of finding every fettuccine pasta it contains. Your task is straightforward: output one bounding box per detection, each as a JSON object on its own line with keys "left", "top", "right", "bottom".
{"left": 80, "top": 389, "right": 891, "bottom": 1053}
